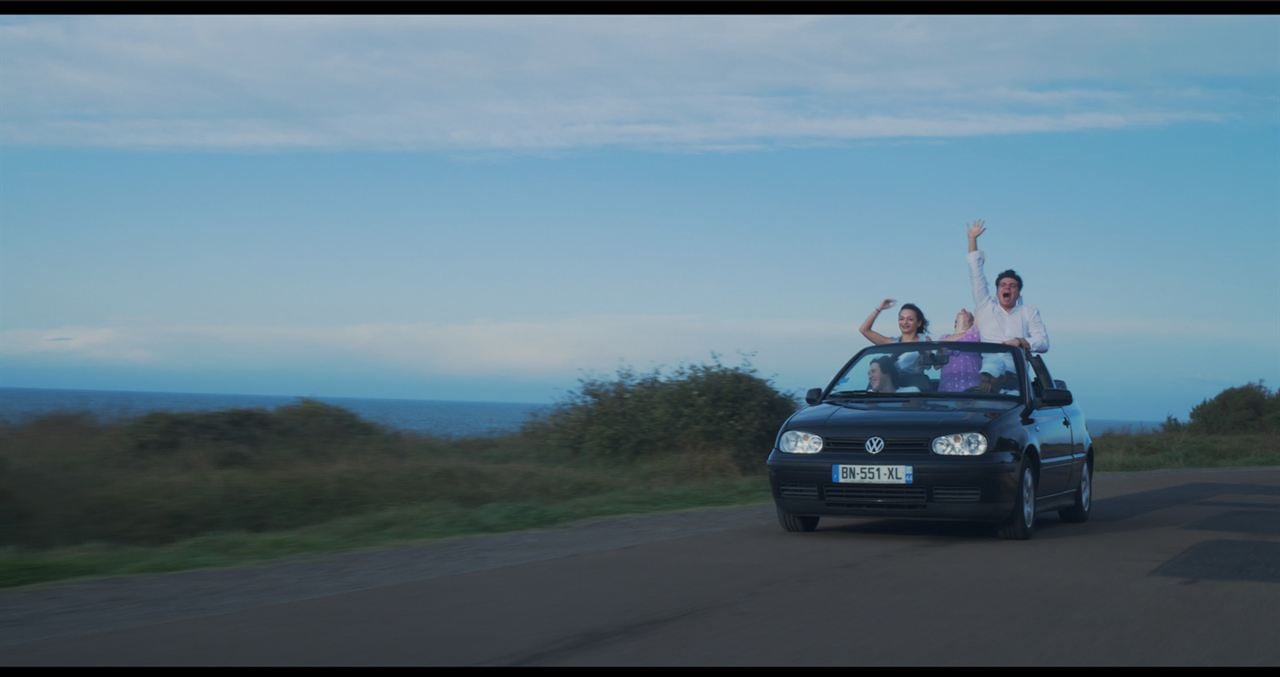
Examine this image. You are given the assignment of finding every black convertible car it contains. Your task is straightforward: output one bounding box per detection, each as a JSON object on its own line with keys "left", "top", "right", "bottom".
{"left": 767, "top": 341, "right": 1092, "bottom": 539}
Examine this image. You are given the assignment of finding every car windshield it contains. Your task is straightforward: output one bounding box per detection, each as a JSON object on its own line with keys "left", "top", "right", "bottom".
{"left": 826, "top": 342, "right": 1025, "bottom": 399}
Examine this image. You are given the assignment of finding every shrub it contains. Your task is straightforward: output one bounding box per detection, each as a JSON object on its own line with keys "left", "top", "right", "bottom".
{"left": 521, "top": 356, "right": 799, "bottom": 472}
{"left": 0, "top": 401, "right": 413, "bottom": 547}
{"left": 109, "top": 399, "right": 389, "bottom": 469}
{"left": 1186, "top": 382, "right": 1280, "bottom": 435}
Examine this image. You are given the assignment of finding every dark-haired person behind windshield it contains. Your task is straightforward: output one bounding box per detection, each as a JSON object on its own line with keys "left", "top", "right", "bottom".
{"left": 867, "top": 356, "right": 900, "bottom": 393}
{"left": 966, "top": 219, "right": 1049, "bottom": 388}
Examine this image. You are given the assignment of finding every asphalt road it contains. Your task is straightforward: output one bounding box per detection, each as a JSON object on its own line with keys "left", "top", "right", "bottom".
{"left": 3, "top": 466, "right": 1279, "bottom": 666}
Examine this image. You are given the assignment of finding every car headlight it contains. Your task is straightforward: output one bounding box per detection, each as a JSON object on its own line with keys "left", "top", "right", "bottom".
{"left": 780, "top": 430, "right": 824, "bottom": 454}
{"left": 931, "top": 432, "right": 988, "bottom": 456}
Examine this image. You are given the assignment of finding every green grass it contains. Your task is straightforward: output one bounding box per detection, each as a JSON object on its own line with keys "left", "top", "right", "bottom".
{"left": 0, "top": 477, "right": 770, "bottom": 589}
{"left": 1094, "top": 431, "right": 1280, "bottom": 472}
{"left": 3, "top": 394, "right": 1277, "bottom": 591}
{"left": 0, "top": 400, "right": 783, "bottom": 589}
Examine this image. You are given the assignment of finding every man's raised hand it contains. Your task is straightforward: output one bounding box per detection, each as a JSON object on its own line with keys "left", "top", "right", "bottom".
{"left": 967, "top": 219, "right": 986, "bottom": 240}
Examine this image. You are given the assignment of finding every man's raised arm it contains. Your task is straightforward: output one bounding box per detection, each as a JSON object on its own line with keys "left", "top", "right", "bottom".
{"left": 966, "top": 219, "right": 991, "bottom": 307}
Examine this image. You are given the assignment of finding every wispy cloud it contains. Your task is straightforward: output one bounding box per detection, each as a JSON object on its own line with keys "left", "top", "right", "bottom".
{"left": 1, "top": 16, "right": 1271, "bottom": 151}
{"left": 7, "top": 312, "right": 1271, "bottom": 381}
{"left": 0, "top": 318, "right": 853, "bottom": 377}
{"left": 1, "top": 327, "right": 154, "bottom": 363}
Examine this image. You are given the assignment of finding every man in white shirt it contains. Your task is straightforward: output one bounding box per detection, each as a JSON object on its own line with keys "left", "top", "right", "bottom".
{"left": 966, "top": 219, "right": 1049, "bottom": 388}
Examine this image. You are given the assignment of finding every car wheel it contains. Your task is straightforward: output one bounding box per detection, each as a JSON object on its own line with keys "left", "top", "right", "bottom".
{"left": 776, "top": 506, "right": 819, "bottom": 533}
{"left": 1058, "top": 459, "right": 1092, "bottom": 523}
{"left": 998, "top": 461, "right": 1036, "bottom": 540}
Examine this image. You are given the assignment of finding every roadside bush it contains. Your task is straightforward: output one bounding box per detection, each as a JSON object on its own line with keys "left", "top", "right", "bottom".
{"left": 111, "top": 399, "right": 389, "bottom": 469}
{"left": 0, "top": 401, "right": 412, "bottom": 547}
{"left": 521, "top": 356, "right": 799, "bottom": 473}
{"left": 1184, "top": 382, "right": 1280, "bottom": 435}
{"left": 0, "top": 383, "right": 789, "bottom": 549}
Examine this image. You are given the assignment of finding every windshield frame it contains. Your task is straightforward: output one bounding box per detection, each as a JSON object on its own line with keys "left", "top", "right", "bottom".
{"left": 822, "top": 341, "right": 1028, "bottom": 402}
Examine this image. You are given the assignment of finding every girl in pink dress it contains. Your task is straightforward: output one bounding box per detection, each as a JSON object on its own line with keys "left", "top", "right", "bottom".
{"left": 939, "top": 309, "right": 982, "bottom": 393}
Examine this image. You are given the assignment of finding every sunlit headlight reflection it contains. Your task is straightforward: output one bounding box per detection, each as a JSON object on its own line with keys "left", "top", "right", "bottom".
{"left": 780, "top": 431, "right": 824, "bottom": 454}
{"left": 931, "top": 432, "right": 988, "bottom": 456}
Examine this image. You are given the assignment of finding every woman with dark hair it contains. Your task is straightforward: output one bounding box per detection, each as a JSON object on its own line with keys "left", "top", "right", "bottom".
{"left": 860, "top": 298, "right": 932, "bottom": 345}
{"left": 867, "top": 356, "right": 900, "bottom": 393}
{"left": 861, "top": 299, "right": 934, "bottom": 390}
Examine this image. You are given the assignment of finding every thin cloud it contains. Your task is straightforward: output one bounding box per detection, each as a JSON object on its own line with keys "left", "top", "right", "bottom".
{"left": 1, "top": 328, "right": 153, "bottom": 363}
{"left": 0, "top": 318, "right": 853, "bottom": 377}
{"left": 4, "top": 314, "right": 1272, "bottom": 378}
{"left": 1, "top": 16, "right": 1271, "bottom": 151}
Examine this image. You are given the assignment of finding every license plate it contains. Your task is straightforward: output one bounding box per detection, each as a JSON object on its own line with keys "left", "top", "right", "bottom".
{"left": 832, "top": 465, "right": 913, "bottom": 484}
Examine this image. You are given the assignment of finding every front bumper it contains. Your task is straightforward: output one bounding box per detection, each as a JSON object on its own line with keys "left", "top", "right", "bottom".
{"left": 767, "top": 450, "right": 1021, "bottom": 522}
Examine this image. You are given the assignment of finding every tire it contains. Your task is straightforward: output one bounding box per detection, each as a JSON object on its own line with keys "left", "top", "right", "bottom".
{"left": 1058, "top": 459, "right": 1092, "bottom": 523}
{"left": 998, "top": 461, "right": 1037, "bottom": 540}
{"left": 776, "top": 506, "right": 820, "bottom": 533}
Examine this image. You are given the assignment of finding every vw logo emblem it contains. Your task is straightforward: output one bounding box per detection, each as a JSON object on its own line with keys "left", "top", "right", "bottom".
{"left": 865, "top": 437, "right": 886, "bottom": 454}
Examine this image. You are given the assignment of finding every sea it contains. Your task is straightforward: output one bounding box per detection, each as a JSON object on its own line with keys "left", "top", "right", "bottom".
{"left": 0, "top": 387, "right": 1161, "bottom": 438}
{"left": 0, "top": 387, "right": 554, "bottom": 438}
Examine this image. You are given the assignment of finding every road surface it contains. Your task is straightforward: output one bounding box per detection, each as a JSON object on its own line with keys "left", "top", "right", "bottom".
{"left": 2, "top": 466, "right": 1278, "bottom": 665}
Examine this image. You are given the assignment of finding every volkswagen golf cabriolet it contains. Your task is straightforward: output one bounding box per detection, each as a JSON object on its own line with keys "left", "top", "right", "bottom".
{"left": 767, "top": 342, "right": 1092, "bottom": 539}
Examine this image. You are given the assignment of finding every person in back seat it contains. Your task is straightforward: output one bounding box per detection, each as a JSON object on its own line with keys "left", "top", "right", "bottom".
{"left": 965, "top": 219, "right": 1049, "bottom": 391}
{"left": 938, "top": 308, "right": 982, "bottom": 393}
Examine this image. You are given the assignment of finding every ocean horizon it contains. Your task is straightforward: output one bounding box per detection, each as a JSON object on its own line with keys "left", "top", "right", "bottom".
{"left": 0, "top": 386, "right": 1162, "bottom": 437}
{"left": 0, "top": 386, "right": 554, "bottom": 438}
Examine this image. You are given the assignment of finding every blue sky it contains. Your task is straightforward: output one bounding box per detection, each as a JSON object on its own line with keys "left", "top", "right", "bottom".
{"left": 1, "top": 16, "right": 1278, "bottom": 421}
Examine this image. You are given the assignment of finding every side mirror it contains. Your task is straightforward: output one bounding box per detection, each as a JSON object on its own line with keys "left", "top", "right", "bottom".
{"left": 1054, "top": 379, "right": 1068, "bottom": 389}
{"left": 1041, "top": 388, "right": 1073, "bottom": 407}
{"left": 805, "top": 388, "right": 824, "bottom": 405}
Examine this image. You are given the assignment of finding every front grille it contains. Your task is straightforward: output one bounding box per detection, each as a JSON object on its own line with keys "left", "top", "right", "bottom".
{"left": 824, "top": 485, "right": 927, "bottom": 506}
{"left": 778, "top": 484, "right": 819, "bottom": 499}
{"left": 824, "top": 437, "right": 932, "bottom": 455}
{"left": 932, "top": 487, "right": 982, "bottom": 503}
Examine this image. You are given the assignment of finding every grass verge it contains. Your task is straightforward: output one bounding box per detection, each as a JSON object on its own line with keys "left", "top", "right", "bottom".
{"left": 0, "top": 476, "right": 770, "bottom": 589}
{"left": 1093, "top": 431, "right": 1280, "bottom": 472}
{"left": 2, "top": 399, "right": 1276, "bottom": 590}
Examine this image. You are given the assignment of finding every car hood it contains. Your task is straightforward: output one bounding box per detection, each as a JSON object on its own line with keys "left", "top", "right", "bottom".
{"left": 786, "top": 399, "right": 1020, "bottom": 436}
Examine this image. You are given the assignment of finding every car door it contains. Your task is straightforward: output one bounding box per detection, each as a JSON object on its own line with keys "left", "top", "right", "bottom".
{"left": 1027, "top": 356, "right": 1073, "bottom": 497}
{"left": 1051, "top": 373, "right": 1088, "bottom": 492}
